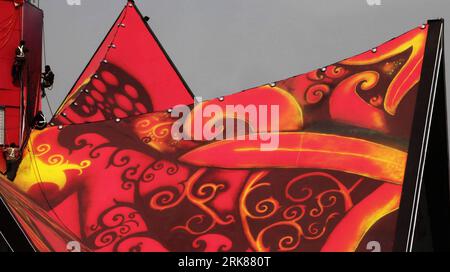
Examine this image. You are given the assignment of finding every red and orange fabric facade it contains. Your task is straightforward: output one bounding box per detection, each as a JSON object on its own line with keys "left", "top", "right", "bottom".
{"left": 0, "top": 0, "right": 43, "bottom": 173}
{"left": 0, "top": 1, "right": 435, "bottom": 252}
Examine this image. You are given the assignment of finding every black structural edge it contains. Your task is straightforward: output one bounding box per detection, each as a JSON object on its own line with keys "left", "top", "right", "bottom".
{"left": 416, "top": 28, "right": 450, "bottom": 251}
{"left": 131, "top": 0, "right": 196, "bottom": 99}
{"left": 393, "top": 19, "right": 445, "bottom": 252}
{"left": 0, "top": 196, "right": 35, "bottom": 252}
{"left": 0, "top": 230, "right": 12, "bottom": 252}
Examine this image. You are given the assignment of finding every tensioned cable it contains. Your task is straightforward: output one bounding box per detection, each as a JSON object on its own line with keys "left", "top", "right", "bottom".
{"left": 42, "top": 18, "right": 54, "bottom": 116}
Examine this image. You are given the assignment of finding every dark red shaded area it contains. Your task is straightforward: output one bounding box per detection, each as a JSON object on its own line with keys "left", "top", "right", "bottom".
{"left": 52, "top": 1, "right": 193, "bottom": 126}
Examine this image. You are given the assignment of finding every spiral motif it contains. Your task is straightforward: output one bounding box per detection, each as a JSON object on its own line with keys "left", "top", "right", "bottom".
{"left": 304, "top": 84, "right": 331, "bottom": 105}
{"left": 35, "top": 144, "right": 51, "bottom": 156}
{"left": 240, "top": 171, "right": 356, "bottom": 252}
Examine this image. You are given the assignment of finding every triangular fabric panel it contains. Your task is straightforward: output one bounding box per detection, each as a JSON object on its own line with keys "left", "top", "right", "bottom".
{"left": 51, "top": 1, "right": 193, "bottom": 126}
{"left": 2, "top": 20, "right": 448, "bottom": 252}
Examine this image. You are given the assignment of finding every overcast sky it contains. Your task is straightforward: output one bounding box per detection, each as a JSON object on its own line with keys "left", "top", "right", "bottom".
{"left": 37, "top": 0, "right": 450, "bottom": 118}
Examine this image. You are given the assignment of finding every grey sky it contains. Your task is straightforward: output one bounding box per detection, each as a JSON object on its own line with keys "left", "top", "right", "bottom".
{"left": 38, "top": 0, "right": 450, "bottom": 119}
